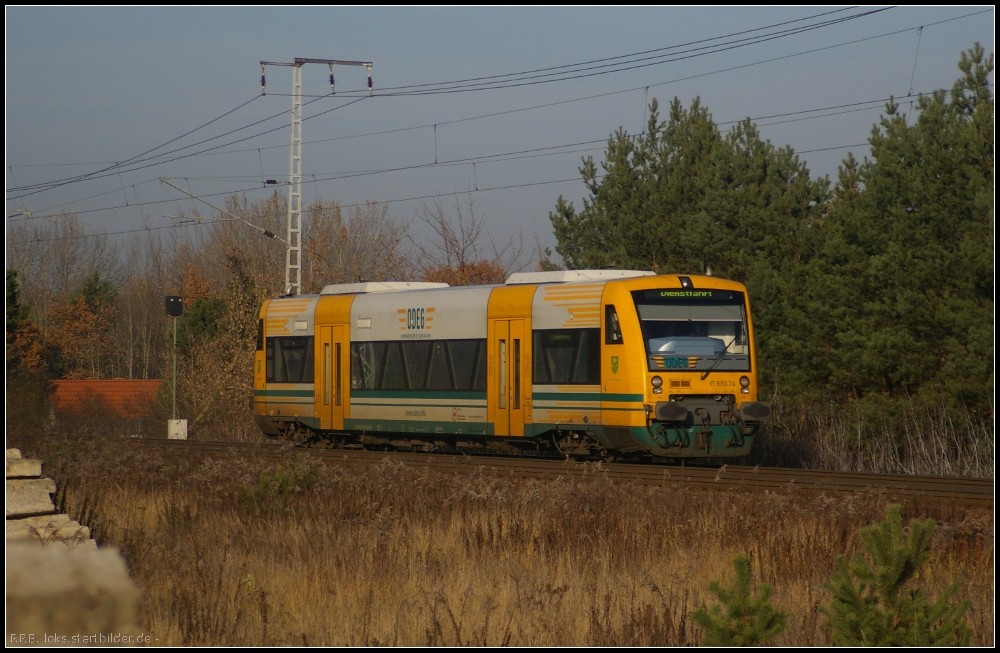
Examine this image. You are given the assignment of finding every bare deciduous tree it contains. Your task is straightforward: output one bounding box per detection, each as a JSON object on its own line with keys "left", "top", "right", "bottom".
{"left": 6, "top": 212, "right": 120, "bottom": 333}
{"left": 303, "top": 199, "right": 411, "bottom": 291}
{"left": 112, "top": 232, "right": 172, "bottom": 379}
{"left": 412, "top": 195, "right": 526, "bottom": 286}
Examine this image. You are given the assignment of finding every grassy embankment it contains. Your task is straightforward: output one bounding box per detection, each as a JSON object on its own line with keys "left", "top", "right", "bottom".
{"left": 21, "top": 436, "right": 994, "bottom": 646}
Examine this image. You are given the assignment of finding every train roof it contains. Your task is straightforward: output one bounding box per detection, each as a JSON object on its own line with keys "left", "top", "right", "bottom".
{"left": 320, "top": 281, "right": 449, "bottom": 295}
{"left": 505, "top": 270, "right": 653, "bottom": 285}
{"left": 264, "top": 272, "right": 748, "bottom": 338}
{"left": 316, "top": 270, "right": 656, "bottom": 297}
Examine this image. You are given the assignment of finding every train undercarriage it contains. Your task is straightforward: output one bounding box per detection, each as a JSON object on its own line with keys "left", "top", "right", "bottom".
{"left": 267, "top": 421, "right": 758, "bottom": 465}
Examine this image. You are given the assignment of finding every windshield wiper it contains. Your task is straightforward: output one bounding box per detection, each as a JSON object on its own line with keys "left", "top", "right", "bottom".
{"left": 700, "top": 337, "right": 735, "bottom": 380}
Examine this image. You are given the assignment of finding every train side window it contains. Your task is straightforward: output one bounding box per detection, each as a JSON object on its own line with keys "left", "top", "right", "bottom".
{"left": 427, "top": 342, "right": 454, "bottom": 390}
{"left": 351, "top": 342, "right": 384, "bottom": 390}
{"left": 256, "top": 319, "right": 264, "bottom": 351}
{"left": 381, "top": 343, "right": 407, "bottom": 390}
{"left": 402, "top": 341, "right": 431, "bottom": 389}
{"left": 449, "top": 340, "right": 480, "bottom": 390}
{"left": 498, "top": 339, "right": 507, "bottom": 409}
{"left": 470, "top": 341, "right": 487, "bottom": 391}
{"left": 605, "top": 305, "right": 623, "bottom": 345}
{"left": 323, "top": 343, "right": 330, "bottom": 405}
{"left": 266, "top": 337, "right": 274, "bottom": 381}
{"left": 335, "top": 343, "right": 342, "bottom": 406}
{"left": 533, "top": 329, "right": 601, "bottom": 385}
{"left": 513, "top": 339, "right": 520, "bottom": 409}
{"left": 265, "top": 336, "right": 314, "bottom": 383}
{"left": 352, "top": 340, "right": 486, "bottom": 392}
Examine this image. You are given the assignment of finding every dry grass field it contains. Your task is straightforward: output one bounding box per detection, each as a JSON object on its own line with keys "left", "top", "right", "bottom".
{"left": 22, "top": 438, "right": 993, "bottom": 647}
{"left": 745, "top": 394, "right": 994, "bottom": 480}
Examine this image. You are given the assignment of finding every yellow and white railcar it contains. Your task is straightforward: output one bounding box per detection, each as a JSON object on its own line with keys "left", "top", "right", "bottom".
{"left": 253, "top": 271, "right": 770, "bottom": 458}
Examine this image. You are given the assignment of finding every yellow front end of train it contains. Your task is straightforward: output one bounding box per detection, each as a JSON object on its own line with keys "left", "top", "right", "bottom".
{"left": 589, "top": 274, "right": 769, "bottom": 457}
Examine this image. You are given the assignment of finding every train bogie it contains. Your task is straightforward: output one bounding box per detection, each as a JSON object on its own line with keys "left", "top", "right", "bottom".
{"left": 253, "top": 272, "right": 770, "bottom": 459}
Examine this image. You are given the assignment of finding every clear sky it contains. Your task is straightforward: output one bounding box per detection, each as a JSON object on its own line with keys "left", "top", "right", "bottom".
{"left": 5, "top": 6, "right": 995, "bottom": 265}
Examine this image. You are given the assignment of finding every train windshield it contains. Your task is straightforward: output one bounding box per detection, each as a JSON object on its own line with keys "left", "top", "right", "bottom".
{"left": 631, "top": 289, "right": 750, "bottom": 372}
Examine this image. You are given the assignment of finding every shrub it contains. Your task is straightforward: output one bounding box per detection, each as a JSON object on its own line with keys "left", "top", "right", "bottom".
{"left": 820, "top": 505, "right": 972, "bottom": 646}
{"left": 692, "top": 554, "right": 787, "bottom": 645}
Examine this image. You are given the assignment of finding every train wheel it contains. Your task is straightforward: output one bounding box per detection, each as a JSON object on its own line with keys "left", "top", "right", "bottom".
{"left": 283, "top": 425, "right": 314, "bottom": 446}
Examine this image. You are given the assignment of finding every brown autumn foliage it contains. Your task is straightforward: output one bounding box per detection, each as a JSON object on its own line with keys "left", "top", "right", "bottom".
{"left": 7, "top": 320, "right": 46, "bottom": 377}
{"left": 422, "top": 259, "right": 507, "bottom": 286}
{"left": 5, "top": 212, "right": 120, "bottom": 333}
{"left": 179, "top": 264, "right": 211, "bottom": 305}
{"left": 23, "top": 436, "right": 993, "bottom": 647}
{"left": 5, "top": 194, "right": 412, "bottom": 438}
{"left": 44, "top": 295, "right": 115, "bottom": 379}
{"left": 166, "top": 243, "right": 268, "bottom": 440}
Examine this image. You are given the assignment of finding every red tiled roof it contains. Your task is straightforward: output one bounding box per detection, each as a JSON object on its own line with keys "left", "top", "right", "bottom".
{"left": 49, "top": 380, "right": 163, "bottom": 419}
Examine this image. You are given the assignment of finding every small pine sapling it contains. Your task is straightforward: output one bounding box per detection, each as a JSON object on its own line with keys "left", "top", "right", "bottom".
{"left": 692, "top": 554, "right": 787, "bottom": 646}
{"left": 820, "top": 504, "right": 972, "bottom": 646}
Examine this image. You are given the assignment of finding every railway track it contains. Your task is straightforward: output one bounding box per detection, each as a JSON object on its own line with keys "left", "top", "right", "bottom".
{"left": 12, "top": 435, "right": 993, "bottom": 516}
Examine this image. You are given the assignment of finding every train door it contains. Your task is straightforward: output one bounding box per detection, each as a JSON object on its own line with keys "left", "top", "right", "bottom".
{"left": 317, "top": 325, "right": 347, "bottom": 430}
{"left": 493, "top": 319, "right": 526, "bottom": 436}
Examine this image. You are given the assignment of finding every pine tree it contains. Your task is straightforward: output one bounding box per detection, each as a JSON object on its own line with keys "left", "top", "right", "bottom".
{"left": 550, "top": 97, "right": 728, "bottom": 272}
{"left": 6, "top": 269, "right": 34, "bottom": 375}
{"left": 692, "top": 554, "right": 787, "bottom": 646}
{"left": 815, "top": 44, "right": 994, "bottom": 408}
{"left": 78, "top": 270, "right": 118, "bottom": 313}
{"left": 6, "top": 269, "right": 26, "bottom": 334}
{"left": 548, "top": 47, "right": 992, "bottom": 408}
{"left": 820, "top": 505, "right": 971, "bottom": 646}
{"left": 5, "top": 269, "right": 49, "bottom": 431}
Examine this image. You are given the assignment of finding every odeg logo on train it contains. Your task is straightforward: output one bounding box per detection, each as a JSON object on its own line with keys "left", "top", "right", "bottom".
{"left": 406, "top": 307, "right": 426, "bottom": 330}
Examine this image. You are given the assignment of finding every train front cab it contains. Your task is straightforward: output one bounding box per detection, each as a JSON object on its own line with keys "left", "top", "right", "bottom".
{"left": 596, "top": 275, "right": 770, "bottom": 457}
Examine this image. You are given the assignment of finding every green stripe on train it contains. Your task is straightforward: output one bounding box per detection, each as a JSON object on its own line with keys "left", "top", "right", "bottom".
{"left": 352, "top": 390, "right": 488, "bottom": 400}
{"left": 255, "top": 389, "right": 315, "bottom": 398}
{"left": 532, "top": 392, "right": 643, "bottom": 403}
{"left": 257, "top": 389, "right": 641, "bottom": 402}
{"left": 344, "top": 418, "right": 494, "bottom": 436}
{"left": 353, "top": 403, "right": 486, "bottom": 409}
{"left": 533, "top": 405, "right": 644, "bottom": 413}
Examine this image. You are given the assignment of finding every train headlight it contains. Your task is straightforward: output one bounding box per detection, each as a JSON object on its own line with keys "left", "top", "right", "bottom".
{"left": 739, "top": 376, "right": 750, "bottom": 388}
{"left": 651, "top": 375, "right": 663, "bottom": 388}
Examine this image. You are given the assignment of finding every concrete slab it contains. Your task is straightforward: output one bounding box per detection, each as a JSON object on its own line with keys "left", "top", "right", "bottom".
{"left": 7, "top": 515, "right": 93, "bottom": 548}
{"left": 6, "top": 544, "right": 142, "bottom": 643}
{"left": 6, "top": 458, "right": 43, "bottom": 478}
{"left": 6, "top": 478, "right": 57, "bottom": 517}
{"left": 7, "top": 514, "right": 71, "bottom": 534}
